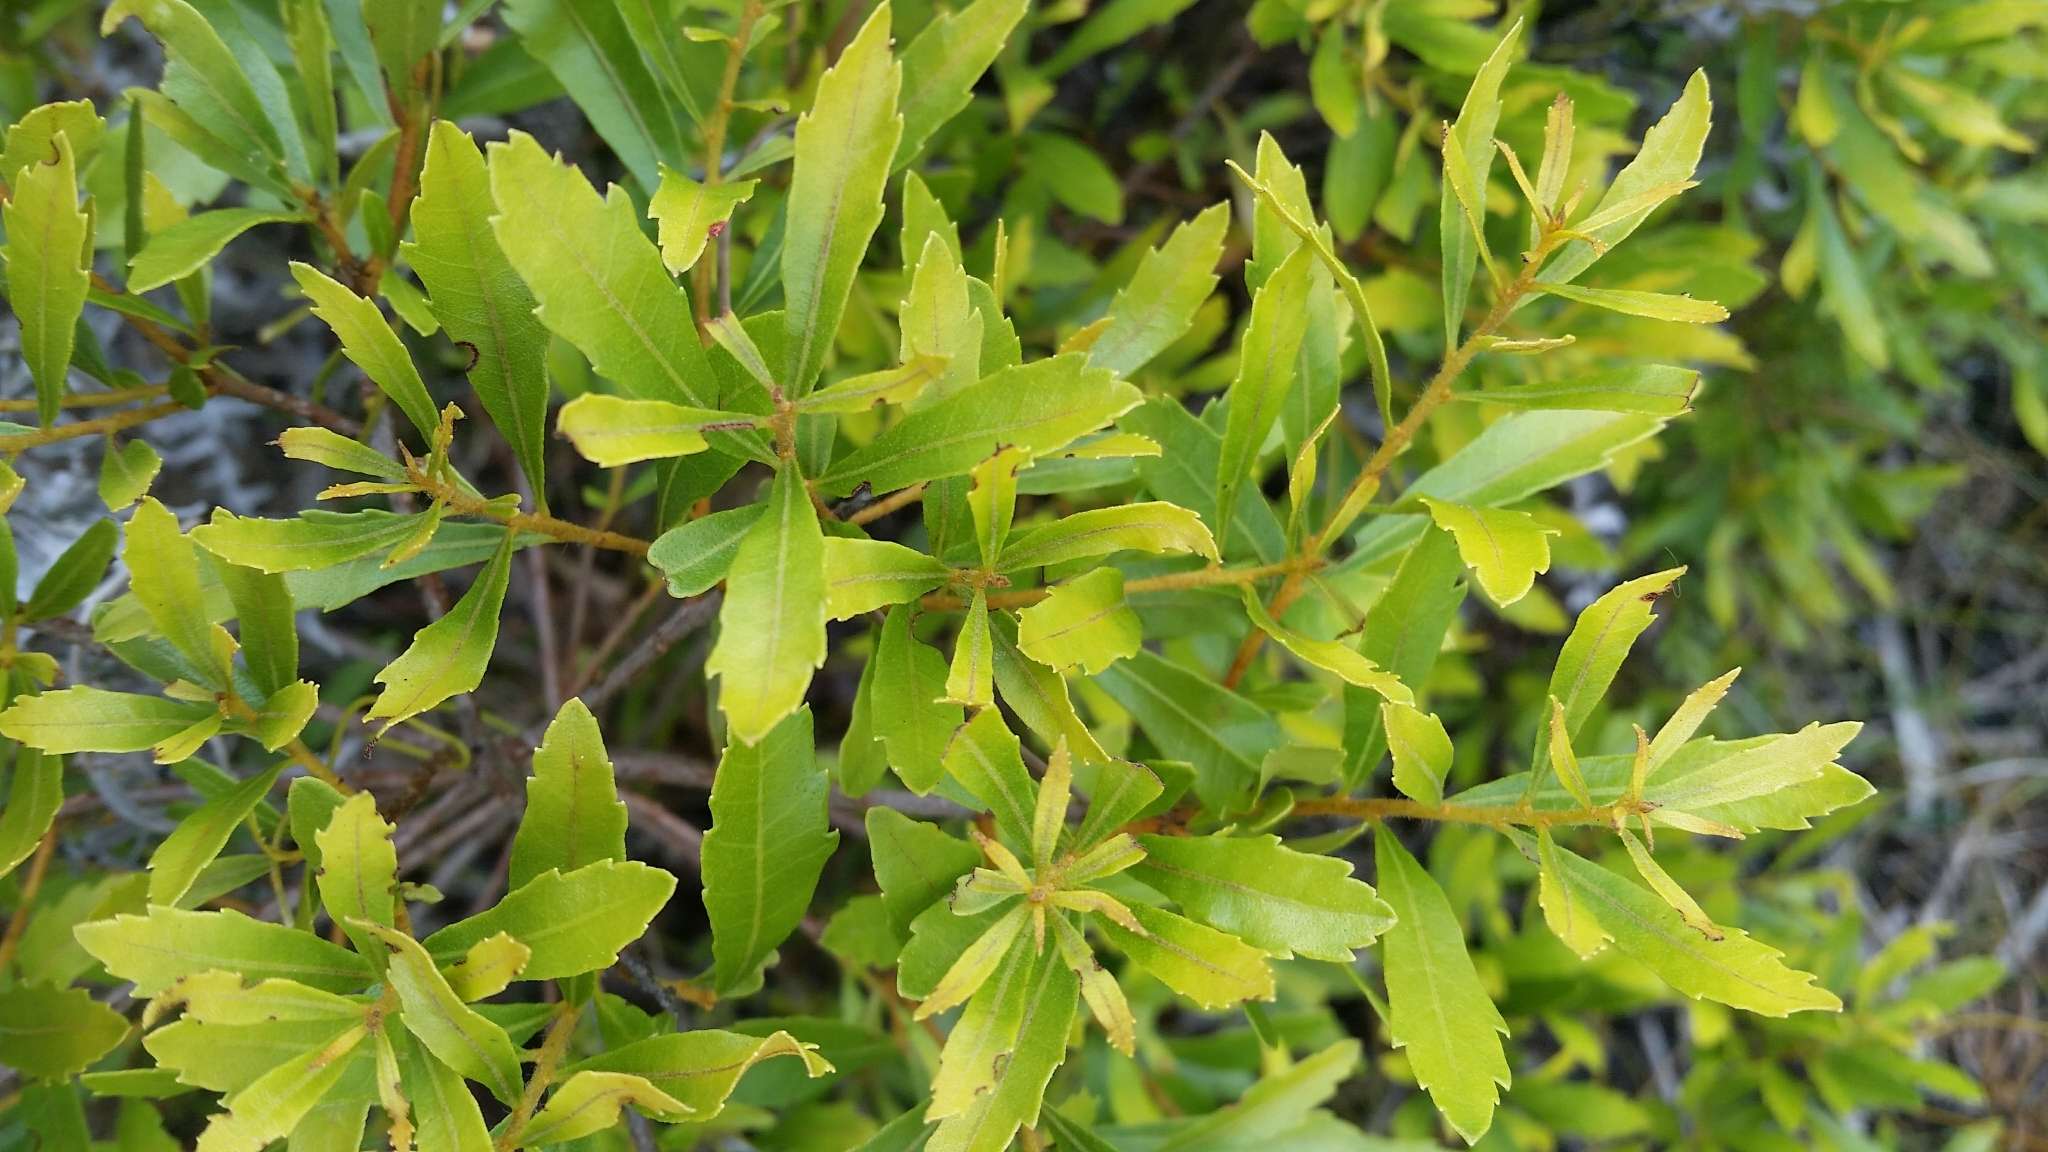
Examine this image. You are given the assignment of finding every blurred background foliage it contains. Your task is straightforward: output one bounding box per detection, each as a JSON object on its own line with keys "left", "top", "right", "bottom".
{"left": 1, "top": 0, "right": 2042, "bottom": 1147}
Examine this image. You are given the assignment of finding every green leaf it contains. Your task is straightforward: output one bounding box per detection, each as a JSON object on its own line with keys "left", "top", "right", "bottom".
{"left": 98, "top": 438, "right": 162, "bottom": 512}
{"left": 703, "top": 707, "right": 838, "bottom": 992}
{"left": 0, "top": 687, "right": 213, "bottom": 756}
{"left": 190, "top": 1023, "right": 368, "bottom": 1152}
{"left": 3, "top": 131, "right": 90, "bottom": 426}
{"left": 783, "top": 3, "right": 903, "bottom": 395}
{"left": 127, "top": 496, "right": 225, "bottom": 685}
{"left": 1540, "top": 70, "right": 1712, "bottom": 287}
{"left": 797, "top": 356, "right": 949, "bottom": 415}
{"left": 189, "top": 509, "right": 418, "bottom": 574}
{"left": 425, "top": 860, "right": 676, "bottom": 980}
{"left": 1154, "top": 1040, "right": 1359, "bottom": 1152}
{"left": 355, "top": 921, "right": 521, "bottom": 1104}
{"left": 1540, "top": 567, "right": 1685, "bottom": 770}
{"left": 928, "top": 948, "right": 1077, "bottom": 1152}
{"left": 941, "top": 708, "right": 1037, "bottom": 850}
{"left": 1024, "top": 132, "right": 1124, "bottom": 225}
{"left": 1538, "top": 840, "right": 1842, "bottom": 1015}
{"left": 925, "top": 935, "right": 1031, "bottom": 1112}
{"left": 1088, "top": 203, "right": 1229, "bottom": 377}
{"left": 1531, "top": 282, "right": 1729, "bottom": 323}
{"left": 647, "top": 503, "right": 765, "bottom": 598}
{"left": 100, "top": 0, "right": 289, "bottom": 191}
{"left": 442, "top": 932, "right": 529, "bottom": 1002}
{"left": 824, "top": 538, "right": 952, "bottom": 620}
{"left": 397, "top": 1036, "right": 492, "bottom": 1152}
{"left": 569, "top": 1029, "right": 832, "bottom": 1118}
{"left": 314, "top": 792, "right": 398, "bottom": 958}
{"left": 218, "top": 563, "right": 298, "bottom": 697}
{"left": 1460, "top": 365, "right": 1699, "bottom": 415}
{"left": 1239, "top": 590, "right": 1413, "bottom": 703}
{"left": 509, "top": 698, "right": 627, "bottom": 889}
{"left": 1382, "top": 702, "right": 1453, "bottom": 807}
{"left": 1618, "top": 828, "right": 1720, "bottom": 938}
{"left": 992, "top": 619, "right": 1110, "bottom": 762}
{"left": 0, "top": 100, "right": 103, "bottom": 189}
{"left": 290, "top": 263, "right": 441, "bottom": 442}
{"left": 287, "top": 777, "right": 346, "bottom": 871}
{"left": 365, "top": 531, "right": 513, "bottom": 732}
{"left": 360, "top": 0, "right": 438, "bottom": 101}
{"left": 487, "top": 131, "right": 718, "bottom": 407}
{"left": 1133, "top": 834, "right": 1393, "bottom": 961}
{"left": 895, "top": 0, "right": 1026, "bottom": 168}
{"left": 1098, "top": 902, "right": 1274, "bottom": 1009}
{"left": 945, "top": 591, "right": 996, "bottom": 708}
{"left": 1642, "top": 721, "right": 1862, "bottom": 812}
{"left": 0, "top": 982, "right": 128, "bottom": 1079}
{"left": 1645, "top": 668, "right": 1741, "bottom": 775}
{"left": 554, "top": 395, "right": 757, "bottom": 466}
{"left": 1216, "top": 244, "right": 1316, "bottom": 546}
{"left": 75, "top": 906, "right": 372, "bottom": 996}
{"left": 0, "top": 750, "right": 62, "bottom": 879}
{"left": 867, "top": 807, "right": 979, "bottom": 936}
{"left": 705, "top": 464, "right": 827, "bottom": 745}
{"left": 275, "top": 428, "right": 410, "bottom": 481}
{"left": 1422, "top": 498, "right": 1557, "bottom": 606}
{"left": 128, "top": 209, "right": 300, "bottom": 293}
{"left": 818, "top": 356, "right": 1140, "bottom": 496}
{"left": 871, "top": 605, "right": 965, "bottom": 793}
{"left": 996, "top": 502, "right": 1217, "bottom": 571}
{"left": 497, "top": 0, "right": 686, "bottom": 189}
{"left": 1018, "top": 567, "right": 1141, "bottom": 675}
{"left": 1375, "top": 832, "right": 1510, "bottom": 1143}
{"left": 520, "top": 1071, "right": 688, "bottom": 1144}
{"left": 649, "top": 167, "right": 757, "bottom": 275}
{"left": 24, "top": 518, "right": 118, "bottom": 621}
{"left": 1439, "top": 22, "right": 1520, "bottom": 344}
{"left": 148, "top": 764, "right": 283, "bottom": 908}
{"left": 1092, "top": 650, "right": 1277, "bottom": 810}
{"left": 406, "top": 121, "right": 552, "bottom": 505}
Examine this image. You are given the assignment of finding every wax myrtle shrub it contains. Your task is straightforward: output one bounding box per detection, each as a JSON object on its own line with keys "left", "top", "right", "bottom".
{"left": 0, "top": 1, "right": 2022, "bottom": 1150}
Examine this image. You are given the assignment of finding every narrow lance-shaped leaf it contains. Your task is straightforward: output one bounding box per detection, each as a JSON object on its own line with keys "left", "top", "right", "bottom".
{"left": 702, "top": 707, "right": 839, "bottom": 992}
{"left": 128, "top": 209, "right": 301, "bottom": 293}
{"left": 497, "top": 0, "right": 687, "bottom": 189}
{"left": 996, "top": 501, "right": 1217, "bottom": 571}
{"left": 1440, "top": 21, "right": 1521, "bottom": 345}
{"left": 125, "top": 497, "right": 223, "bottom": 683}
{"left": 1375, "top": 832, "right": 1511, "bottom": 1143}
{"left": 510, "top": 698, "right": 628, "bottom": 889}
{"left": 871, "top": 605, "right": 964, "bottom": 794}
{"left": 783, "top": 3, "right": 903, "bottom": 395}
{"left": 1216, "top": 244, "right": 1316, "bottom": 550}
{"left": 315, "top": 791, "right": 398, "bottom": 960}
{"left": 1537, "top": 70, "right": 1712, "bottom": 288}
{"left": 0, "top": 750, "right": 62, "bottom": 879}
{"left": 1239, "top": 590, "right": 1413, "bottom": 704}
{"left": 1533, "top": 567, "right": 1684, "bottom": 779}
{"left": 1133, "top": 833, "right": 1394, "bottom": 961}
{"left": 0, "top": 984, "right": 128, "bottom": 1080}
{"left": 818, "top": 357, "right": 1139, "bottom": 496}
{"left": 705, "top": 464, "right": 827, "bottom": 745}
{"left": 519, "top": 1072, "right": 689, "bottom": 1145}
{"left": 75, "top": 906, "right": 373, "bottom": 996}
{"left": 486, "top": 132, "right": 719, "bottom": 408}
{"left": 567, "top": 1030, "right": 832, "bottom": 1119}
{"left": 3, "top": 130, "right": 91, "bottom": 425}
{"left": 291, "top": 263, "right": 441, "bottom": 442}
{"left": 1087, "top": 203, "right": 1230, "bottom": 377}
{"left": 1382, "top": 701, "right": 1454, "bottom": 807}
{"left": 822, "top": 537, "right": 951, "bottom": 620}
{"left": 554, "top": 395, "right": 760, "bottom": 467}
{"left": 928, "top": 949, "right": 1078, "bottom": 1152}
{"left": 424, "top": 860, "right": 676, "bottom": 979}
{"left": 406, "top": 121, "right": 553, "bottom": 506}
{"left": 1097, "top": 902, "right": 1274, "bottom": 1010}
{"left": 354, "top": 921, "right": 523, "bottom": 1104}
{"left": 148, "top": 764, "right": 284, "bottom": 908}
{"left": 0, "top": 687, "right": 215, "bottom": 756}
{"left": 1539, "top": 839, "right": 1841, "bottom": 1016}
{"left": 365, "top": 531, "right": 514, "bottom": 732}
{"left": 893, "top": 0, "right": 1027, "bottom": 170}
{"left": 191, "top": 1023, "right": 368, "bottom": 1152}
{"left": 945, "top": 591, "right": 995, "bottom": 709}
